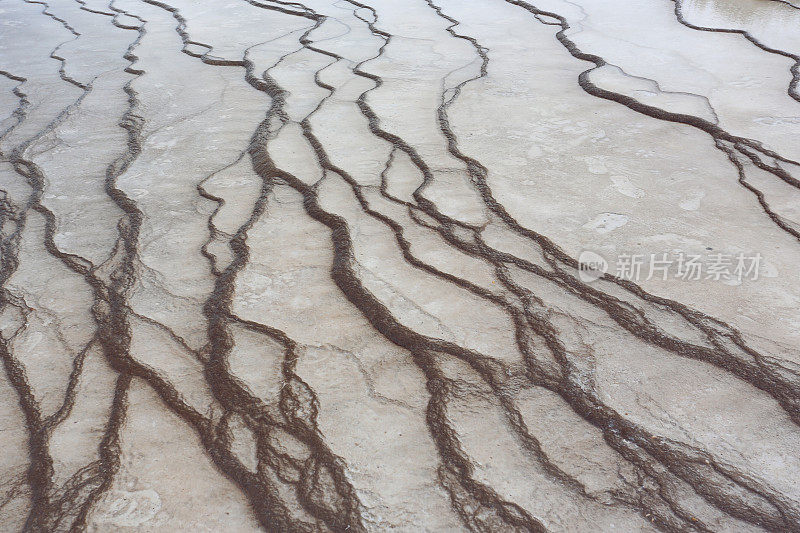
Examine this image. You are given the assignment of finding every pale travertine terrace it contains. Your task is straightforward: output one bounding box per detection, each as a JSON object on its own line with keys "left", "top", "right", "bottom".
{"left": 1, "top": 0, "right": 800, "bottom": 530}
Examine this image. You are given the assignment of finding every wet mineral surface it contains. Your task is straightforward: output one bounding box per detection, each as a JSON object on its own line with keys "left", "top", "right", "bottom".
{"left": 1, "top": 0, "right": 800, "bottom": 530}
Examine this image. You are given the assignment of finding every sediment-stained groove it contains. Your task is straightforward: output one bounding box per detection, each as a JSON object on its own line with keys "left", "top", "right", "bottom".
{"left": 498, "top": 0, "right": 800, "bottom": 245}
{"left": 0, "top": 0, "right": 143, "bottom": 528}
{"left": 312, "top": 1, "right": 800, "bottom": 529}
{"left": 671, "top": 0, "right": 800, "bottom": 104}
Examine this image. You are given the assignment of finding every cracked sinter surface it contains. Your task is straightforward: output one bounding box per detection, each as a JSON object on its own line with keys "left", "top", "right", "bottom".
{"left": 1, "top": 0, "right": 800, "bottom": 530}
